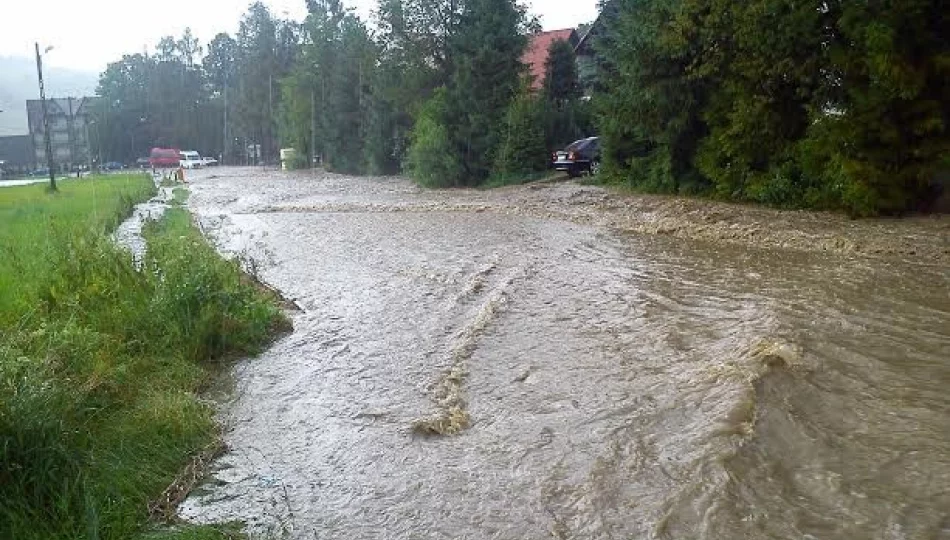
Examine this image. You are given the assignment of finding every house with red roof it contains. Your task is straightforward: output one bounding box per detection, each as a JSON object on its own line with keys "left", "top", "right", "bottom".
{"left": 521, "top": 28, "right": 580, "bottom": 91}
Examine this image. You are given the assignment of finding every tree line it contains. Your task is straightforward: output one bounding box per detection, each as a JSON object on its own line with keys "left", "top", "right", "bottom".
{"left": 95, "top": 0, "right": 590, "bottom": 182}
{"left": 94, "top": 0, "right": 948, "bottom": 215}
{"left": 95, "top": 5, "right": 298, "bottom": 165}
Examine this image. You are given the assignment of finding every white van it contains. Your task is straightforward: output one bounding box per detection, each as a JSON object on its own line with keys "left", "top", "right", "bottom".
{"left": 179, "top": 151, "right": 203, "bottom": 169}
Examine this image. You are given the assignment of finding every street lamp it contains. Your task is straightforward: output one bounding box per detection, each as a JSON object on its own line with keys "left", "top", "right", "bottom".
{"left": 84, "top": 119, "right": 97, "bottom": 172}
{"left": 35, "top": 43, "right": 56, "bottom": 191}
{"left": 87, "top": 119, "right": 101, "bottom": 167}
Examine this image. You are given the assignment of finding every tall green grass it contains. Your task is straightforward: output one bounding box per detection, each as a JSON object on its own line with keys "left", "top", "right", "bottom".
{"left": 0, "top": 175, "right": 154, "bottom": 324}
{"left": 0, "top": 176, "right": 288, "bottom": 539}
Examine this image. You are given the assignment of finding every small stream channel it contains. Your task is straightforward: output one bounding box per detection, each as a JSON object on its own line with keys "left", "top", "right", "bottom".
{"left": 112, "top": 179, "right": 179, "bottom": 263}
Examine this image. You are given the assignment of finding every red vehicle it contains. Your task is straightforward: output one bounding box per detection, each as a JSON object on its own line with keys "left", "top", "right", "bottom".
{"left": 149, "top": 147, "right": 182, "bottom": 168}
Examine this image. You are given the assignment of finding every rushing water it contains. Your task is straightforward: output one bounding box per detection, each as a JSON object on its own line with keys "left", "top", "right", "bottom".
{"left": 113, "top": 181, "right": 173, "bottom": 263}
{"left": 179, "top": 168, "right": 950, "bottom": 539}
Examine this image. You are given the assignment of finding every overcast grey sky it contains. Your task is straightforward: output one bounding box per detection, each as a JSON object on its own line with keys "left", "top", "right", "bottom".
{"left": 0, "top": 0, "right": 599, "bottom": 73}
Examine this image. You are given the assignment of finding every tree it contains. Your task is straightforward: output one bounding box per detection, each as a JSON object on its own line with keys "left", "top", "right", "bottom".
{"left": 364, "top": 0, "right": 465, "bottom": 171}
{"left": 494, "top": 90, "right": 548, "bottom": 178}
{"left": 87, "top": 0, "right": 947, "bottom": 214}
{"left": 204, "top": 33, "right": 238, "bottom": 93}
{"left": 594, "top": 0, "right": 949, "bottom": 214}
{"left": 277, "top": 0, "right": 343, "bottom": 168}
{"left": 407, "top": 87, "right": 462, "bottom": 187}
{"left": 595, "top": 0, "right": 711, "bottom": 193}
{"left": 542, "top": 38, "right": 586, "bottom": 149}
{"left": 202, "top": 33, "right": 238, "bottom": 162}
{"left": 278, "top": 0, "right": 376, "bottom": 173}
{"left": 800, "top": 0, "right": 950, "bottom": 215}
{"left": 177, "top": 28, "right": 203, "bottom": 67}
{"left": 234, "top": 2, "right": 284, "bottom": 163}
{"left": 692, "top": 0, "right": 832, "bottom": 207}
{"left": 146, "top": 31, "right": 208, "bottom": 153}
{"left": 322, "top": 15, "right": 375, "bottom": 173}
{"left": 95, "top": 29, "right": 221, "bottom": 163}
{"left": 376, "top": 0, "right": 465, "bottom": 78}
{"left": 277, "top": 71, "right": 313, "bottom": 167}
{"left": 543, "top": 39, "right": 580, "bottom": 106}
{"left": 442, "top": 0, "right": 529, "bottom": 183}
{"left": 94, "top": 54, "right": 151, "bottom": 162}
{"left": 156, "top": 36, "right": 177, "bottom": 62}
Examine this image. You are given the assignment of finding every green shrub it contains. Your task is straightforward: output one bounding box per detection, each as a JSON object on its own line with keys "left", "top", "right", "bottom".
{"left": 493, "top": 91, "right": 549, "bottom": 178}
{"left": 406, "top": 88, "right": 463, "bottom": 188}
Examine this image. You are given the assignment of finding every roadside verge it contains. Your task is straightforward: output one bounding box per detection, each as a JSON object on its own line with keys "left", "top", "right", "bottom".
{"left": 0, "top": 177, "right": 290, "bottom": 540}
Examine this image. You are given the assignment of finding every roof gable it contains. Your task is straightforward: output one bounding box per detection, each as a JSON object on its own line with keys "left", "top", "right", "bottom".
{"left": 521, "top": 28, "right": 579, "bottom": 91}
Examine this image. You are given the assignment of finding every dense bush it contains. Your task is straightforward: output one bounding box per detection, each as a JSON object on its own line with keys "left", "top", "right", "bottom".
{"left": 597, "top": 0, "right": 950, "bottom": 215}
{"left": 406, "top": 88, "right": 463, "bottom": 188}
{"left": 494, "top": 91, "right": 549, "bottom": 178}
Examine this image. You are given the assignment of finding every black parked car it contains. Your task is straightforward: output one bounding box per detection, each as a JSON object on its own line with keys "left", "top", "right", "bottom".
{"left": 552, "top": 137, "right": 601, "bottom": 178}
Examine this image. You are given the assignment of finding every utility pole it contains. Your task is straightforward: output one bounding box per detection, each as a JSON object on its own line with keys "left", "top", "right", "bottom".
{"left": 321, "top": 76, "right": 327, "bottom": 166}
{"left": 223, "top": 77, "right": 229, "bottom": 166}
{"left": 35, "top": 43, "right": 56, "bottom": 191}
{"left": 268, "top": 73, "right": 273, "bottom": 164}
{"left": 310, "top": 90, "right": 316, "bottom": 170}
{"left": 358, "top": 58, "right": 364, "bottom": 144}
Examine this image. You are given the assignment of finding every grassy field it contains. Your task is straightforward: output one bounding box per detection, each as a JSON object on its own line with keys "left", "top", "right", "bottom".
{"left": 0, "top": 175, "right": 153, "bottom": 321}
{"left": 0, "top": 176, "right": 288, "bottom": 539}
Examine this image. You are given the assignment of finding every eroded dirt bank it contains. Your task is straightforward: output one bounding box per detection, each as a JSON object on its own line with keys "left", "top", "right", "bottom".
{"left": 179, "top": 168, "right": 949, "bottom": 539}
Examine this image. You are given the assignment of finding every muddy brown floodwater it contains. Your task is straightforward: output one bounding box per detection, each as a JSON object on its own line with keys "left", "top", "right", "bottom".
{"left": 178, "top": 167, "right": 950, "bottom": 539}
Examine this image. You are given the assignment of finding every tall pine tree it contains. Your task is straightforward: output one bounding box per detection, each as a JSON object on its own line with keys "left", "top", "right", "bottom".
{"left": 542, "top": 38, "right": 586, "bottom": 149}
{"left": 595, "top": 0, "right": 712, "bottom": 193}
{"left": 443, "top": 0, "right": 528, "bottom": 184}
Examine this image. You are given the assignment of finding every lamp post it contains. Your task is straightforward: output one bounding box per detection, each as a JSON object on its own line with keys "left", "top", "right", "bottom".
{"left": 35, "top": 43, "right": 56, "bottom": 191}
{"left": 89, "top": 119, "right": 101, "bottom": 167}
{"left": 84, "top": 120, "right": 93, "bottom": 172}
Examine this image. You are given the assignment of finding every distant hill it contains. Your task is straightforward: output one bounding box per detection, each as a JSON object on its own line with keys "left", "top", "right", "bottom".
{"left": 0, "top": 56, "right": 98, "bottom": 136}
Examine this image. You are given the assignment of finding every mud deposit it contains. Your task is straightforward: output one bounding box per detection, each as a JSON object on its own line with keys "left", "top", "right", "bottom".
{"left": 179, "top": 168, "right": 949, "bottom": 539}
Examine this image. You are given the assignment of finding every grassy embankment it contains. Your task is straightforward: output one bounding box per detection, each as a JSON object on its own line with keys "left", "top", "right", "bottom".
{"left": 0, "top": 175, "right": 288, "bottom": 539}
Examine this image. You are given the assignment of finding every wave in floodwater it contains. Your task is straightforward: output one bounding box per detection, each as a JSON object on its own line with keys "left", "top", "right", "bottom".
{"left": 178, "top": 168, "right": 950, "bottom": 539}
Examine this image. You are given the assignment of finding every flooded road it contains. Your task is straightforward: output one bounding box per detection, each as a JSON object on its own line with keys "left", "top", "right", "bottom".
{"left": 179, "top": 167, "right": 949, "bottom": 539}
